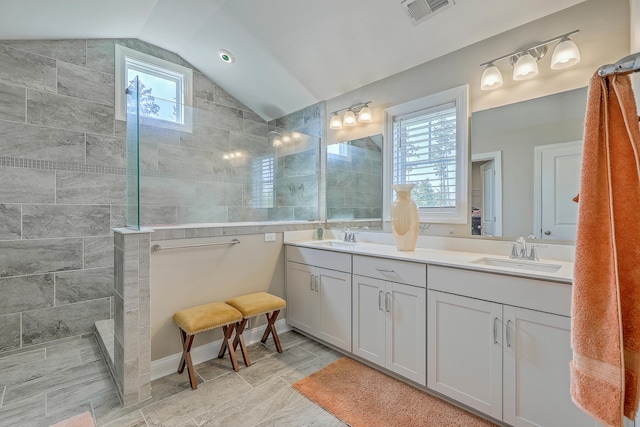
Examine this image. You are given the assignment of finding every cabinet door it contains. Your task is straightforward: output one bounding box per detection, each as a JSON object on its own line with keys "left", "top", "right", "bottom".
{"left": 503, "top": 306, "right": 598, "bottom": 427}
{"left": 352, "top": 275, "right": 386, "bottom": 366}
{"left": 427, "top": 291, "right": 503, "bottom": 420}
{"left": 286, "top": 262, "right": 315, "bottom": 335}
{"left": 386, "top": 282, "right": 426, "bottom": 385}
{"left": 316, "top": 267, "right": 352, "bottom": 351}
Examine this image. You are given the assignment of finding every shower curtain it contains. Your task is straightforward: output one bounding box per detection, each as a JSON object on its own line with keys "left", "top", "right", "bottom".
{"left": 570, "top": 71, "right": 640, "bottom": 427}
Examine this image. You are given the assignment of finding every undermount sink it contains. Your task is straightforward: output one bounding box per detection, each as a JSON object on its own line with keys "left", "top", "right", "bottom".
{"left": 308, "top": 240, "right": 358, "bottom": 249}
{"left": 470, "top": 257, "right": 563, "bottom": 273}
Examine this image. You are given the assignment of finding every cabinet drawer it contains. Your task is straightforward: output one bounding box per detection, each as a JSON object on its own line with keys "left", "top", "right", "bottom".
{"left": 428, "top": 265, "right": 571, "bottom": 316}
{"left": 353, "top": 255, "right": 426, "bottom": 288}
{"left": 286, "top": 245, "right": 351, "bottom": 272}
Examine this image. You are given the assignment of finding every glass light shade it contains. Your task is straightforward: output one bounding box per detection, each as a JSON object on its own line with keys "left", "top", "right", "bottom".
{"left": 358, "top": 105, "right": 373, "bottom": 122}
{"left": 329, "top": 113, "right": 343, "bottom": 129}
{"left": 223, "top": 153, "right": 229, "bottom": 159}
{"left": 551, "top": 38, "right": 580, "bottom": 70}
{"left": 480, "top": 64, "right": 503, "bottom": 90}
{"left": 513, "top": 53, "right": 539, "bottom": 81}
{"left": 235, "top": 150, "right": 242, "bottom": 157}
{"left": 281, "top": 133, "right": 292, "bottom": 144}
{"left": 343, "top": 110, "right": 357, "bottom": 126}
{"left": 272, "top": 136, "right": 282, "bottom": 147}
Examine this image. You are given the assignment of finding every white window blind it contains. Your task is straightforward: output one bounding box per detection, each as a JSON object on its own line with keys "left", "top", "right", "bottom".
{"left": 392, "top": 101, "right": 457, "bottom": 211}
{"left": 252, "top": 156, "right": 275, "bottom": 208}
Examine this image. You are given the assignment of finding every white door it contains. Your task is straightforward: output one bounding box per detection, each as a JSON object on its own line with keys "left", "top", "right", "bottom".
{"left": 285, "top": 262, "right": 315, "bottom": 335}
{"left": 427, "top": 291, "right": 503, "bottom": 420}
{"left": 481, "top": 160, "right": 496, "bottom": 236}
{"left": 352, "top": 275, "right": 386, "bottom": 367}
{"left": 316, "top": 268, "right": 352, "bottom": 351}
{"left": 536, "top": 141, "right": 582, "bottom": 240}
{"left": 386, "top": 282, "right": 426, "bottom": 385}
{"left": 503, "top": 306, "right": 598, "bottom": 427}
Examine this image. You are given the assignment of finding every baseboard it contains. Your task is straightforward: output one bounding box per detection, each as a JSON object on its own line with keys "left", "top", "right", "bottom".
{"left": 151, "top": 318, "right": 291, "bottom": 381}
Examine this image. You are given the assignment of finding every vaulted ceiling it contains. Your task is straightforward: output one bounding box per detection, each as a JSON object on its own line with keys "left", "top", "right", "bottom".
{"left": 0, "top": 0, "right": 586, "bottom": 121}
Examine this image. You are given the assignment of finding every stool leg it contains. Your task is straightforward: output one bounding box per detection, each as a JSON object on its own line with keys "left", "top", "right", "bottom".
{"left": 232, "top": 319, "right": 250, "bottom": 367}
{"left": 261, "top": 310, "right": 283, "bottom": 353}
{"left": 221, "top": 324, "right": 240, "bottom": 372}
{"left": 177, "top": 328, "right": 198, "bottom": 390}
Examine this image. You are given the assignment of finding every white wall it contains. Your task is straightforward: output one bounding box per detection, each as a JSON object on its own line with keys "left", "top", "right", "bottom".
{"left": 324, "top": 0, "right": 629, "bottom": 238}
{"left": 150, "top": 233, "right": 285, "bottom": 360}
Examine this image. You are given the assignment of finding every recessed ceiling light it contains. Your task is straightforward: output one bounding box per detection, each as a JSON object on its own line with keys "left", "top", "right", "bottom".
{"left": 218, "top": 49, "right": 235, "bottom": 64}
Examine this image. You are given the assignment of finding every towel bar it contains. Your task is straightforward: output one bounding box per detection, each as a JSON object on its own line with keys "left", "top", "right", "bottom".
{"left": 151, "top": 239, "right": 240, "bottom": 252}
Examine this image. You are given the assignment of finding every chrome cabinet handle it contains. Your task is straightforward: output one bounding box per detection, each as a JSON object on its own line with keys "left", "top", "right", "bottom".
{"left": 314, "top": 275, "right": 319, "bottom": 292}
{"left": 506, "top": 320, "right": 512, "bottom": 348}
{"left": 310, "top": 274, "right": 314, "bottom": 290}
{"left": 385, "top": 292, "right": 391, "bottom": 312}
{"left": 376, "top": 268, "right": 396, "bottom": 273}
{"left": 378, "top": 291, "right": 384, "bottom": 311}
{"left": 493, "top": 317, "right": 498, "bottom": 344}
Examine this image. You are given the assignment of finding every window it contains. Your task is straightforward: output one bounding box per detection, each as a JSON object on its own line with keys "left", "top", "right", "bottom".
{"left": 384, "top": 85, "right": 468, "bottom": 224}
{"left": 252, "top": 156, "right": 275, "bottom": 208}
{"left": 115, "top": 45, "right": 193, "bottom": 131}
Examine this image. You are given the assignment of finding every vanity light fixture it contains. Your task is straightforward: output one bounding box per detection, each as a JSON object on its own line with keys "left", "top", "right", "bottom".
{"left": 223, "top": 149, "right": 244, "bottom": 160}
{"left": 268, "top": 130, "right": 300, "bottom": 147}
{"left": 329, "top": 101, "right": 373, "bottom": 129}
{"left": 480, "top": 30, "right": 580, "bottom": 90}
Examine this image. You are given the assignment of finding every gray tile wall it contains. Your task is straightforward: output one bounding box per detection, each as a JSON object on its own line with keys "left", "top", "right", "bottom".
{"left": 326, "top": 136, "right": 383, "bottom": 220}
{"left": 0, "top": 38, "right": 281, "bottom": 355}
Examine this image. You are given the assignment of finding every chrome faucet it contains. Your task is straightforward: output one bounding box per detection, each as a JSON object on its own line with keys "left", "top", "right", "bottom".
{"left": 510, "top": 235, "right": 540, "bottom": 261}
{"left": 516, "top": 236, "right": 527, "bottom": 258}
{"left": 342, "top": 227, "right": 357, "bottom": 243}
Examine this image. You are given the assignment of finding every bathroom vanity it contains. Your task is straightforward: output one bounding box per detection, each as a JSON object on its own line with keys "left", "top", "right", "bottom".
{"left": 284, "top": 238, "right": 597, "bottom": 427}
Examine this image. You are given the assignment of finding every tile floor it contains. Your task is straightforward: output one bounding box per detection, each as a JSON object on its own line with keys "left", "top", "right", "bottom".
{"left": 0, "top": 330, "right": 347, "bottom": 427}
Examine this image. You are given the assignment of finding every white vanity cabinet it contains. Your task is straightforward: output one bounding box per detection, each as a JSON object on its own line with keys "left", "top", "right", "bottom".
{"left": 428, "top": 266, "right": 597, "bottom": 427}
{"left": 352, "top": 255, "right": 426, "bottom": 385}
{"left": 286, "top": 246, "right": 352, "bottom": 351}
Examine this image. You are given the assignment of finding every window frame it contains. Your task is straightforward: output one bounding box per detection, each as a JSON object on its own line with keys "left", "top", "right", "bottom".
{"left": 115, "top": 45, "right": 193, "bottom": 131}
{"left": 383, "top": 85, "right": 469, "bottom": 224}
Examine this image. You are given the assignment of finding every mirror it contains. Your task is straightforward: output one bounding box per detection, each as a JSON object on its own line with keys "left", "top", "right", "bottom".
{"left": 326, "top": 134, "right": 383, "bottom": 223}
{"left": 470, "top": 87, "right": 587, "bottom": 242}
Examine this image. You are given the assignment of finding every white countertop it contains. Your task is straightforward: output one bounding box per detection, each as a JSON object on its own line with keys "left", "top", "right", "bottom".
{"left": 286, "top": 239, "right": 574, "bottom": 284}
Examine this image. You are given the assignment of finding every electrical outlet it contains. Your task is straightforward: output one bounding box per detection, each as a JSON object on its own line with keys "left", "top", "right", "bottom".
{"left": 264, "top": 232, "right": 276, "bottom": 242}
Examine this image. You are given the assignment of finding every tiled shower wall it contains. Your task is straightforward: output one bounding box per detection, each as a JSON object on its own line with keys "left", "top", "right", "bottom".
{"left": 0, "top": 38, "right": 279, "bottom": 353}
{"left": 326, "top": 135, "right": 382, "bottom": 220}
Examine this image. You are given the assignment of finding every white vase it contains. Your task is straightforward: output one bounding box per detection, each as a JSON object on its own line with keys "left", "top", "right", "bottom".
{"left": 391, "top": 184, "right": 419, "bottom": 251}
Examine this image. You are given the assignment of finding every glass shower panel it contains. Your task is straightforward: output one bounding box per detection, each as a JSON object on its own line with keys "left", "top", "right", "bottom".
{"left": 132, "top": 96, "right": 320, "bottom": 225}
{"left": 125, "top": 76, "right": 140, "bottom": 230}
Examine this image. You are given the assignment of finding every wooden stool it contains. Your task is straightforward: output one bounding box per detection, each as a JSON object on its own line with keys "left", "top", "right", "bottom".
{"left": 173, "top": 301, "right": 247, "bottom": 389}
{"left": 226, "top": 292, "right": 287, "bottom": 365}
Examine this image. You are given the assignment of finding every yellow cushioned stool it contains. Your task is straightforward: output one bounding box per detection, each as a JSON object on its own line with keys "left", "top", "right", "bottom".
{"left": 173, "top": 301, "right": 248, "bottom": 389}
{"left": 226, "top": 292, "right": 287, "bottom": 365}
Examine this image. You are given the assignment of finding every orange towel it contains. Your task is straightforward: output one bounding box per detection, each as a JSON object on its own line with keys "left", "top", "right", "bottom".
{"left": 571, "top": 71, "right": 640, "bottom": 427}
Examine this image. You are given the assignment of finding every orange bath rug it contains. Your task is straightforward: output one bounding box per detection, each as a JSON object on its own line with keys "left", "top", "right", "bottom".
{"left": 292, "top": 357, "right": 497, "bottom": 427}
{"left": 49, "top": 411, "right": 95, "bottom": 427}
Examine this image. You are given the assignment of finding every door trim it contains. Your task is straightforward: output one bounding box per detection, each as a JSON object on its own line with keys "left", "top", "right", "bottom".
{"left": 471, "top": 151, "right": 502, "bottom": 237}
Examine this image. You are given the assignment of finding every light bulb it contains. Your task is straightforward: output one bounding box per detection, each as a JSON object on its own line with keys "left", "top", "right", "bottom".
{"left": 480, "top": 64, "right": 503, "bottom": 90}
{"left": 343, "top": 110, "right": 357, "bottom": 126}
{"left": 358, "top": 105, "right": 372, "bottom": 122}
{"left": 282, "top": 133, "right": 292, "bottom": 144}
{"left": 551, "top": 38, "right": 580, "bottom": 70}
{"left": 513, "top": 53, "right": 539, "bottom": 81}
{"left": 329, "top": 113, "right": 342, "bottom": 129}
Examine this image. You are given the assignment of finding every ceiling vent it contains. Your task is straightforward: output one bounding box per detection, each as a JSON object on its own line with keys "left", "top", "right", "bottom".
{"left": 400, "top": 0, "right": 454, "bottom": 25}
